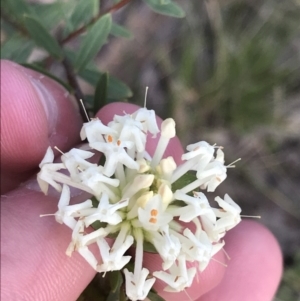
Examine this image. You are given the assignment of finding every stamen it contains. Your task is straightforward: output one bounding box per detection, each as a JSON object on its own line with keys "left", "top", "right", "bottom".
{"left": 227, "top": 158, "right": 241, "bottom": 168}
{"left": 150, "top": 209, "right": 158, "bottom": 216}
{"left": 211, "top": 257, "right": 228, "bottom": 267}
{"left": 40, "top": 213, "right": 56, "bottom": 217}
{"left": 240, "top": 215, "right": 261, "bottom": 219}
{"left": 183, "top": 289, "right": 193, "bottom": 301}
{"left": 107, "top": 135, "right": 113, "bottom": 143}
{"left": 54, "top": 146, "right": 65, "bottom": 156}
{"left": 117, "top": 140, "right": 121, "bottom": 146}
{"left": 222, "top": 247, "right": 231, "bottom": 260}
{"left": 144, "top": 86, "right": 149, "bottom": 108}
{"left": 80, "top": 99, "right": 90, "bottom": 122}
{"left": 149, "top": 217, "right": 157, "bottom": 224}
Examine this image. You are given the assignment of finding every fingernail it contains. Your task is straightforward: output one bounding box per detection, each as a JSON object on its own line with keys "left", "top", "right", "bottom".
{"left": 23, "top": 70, "right": 59, "bottom": 134}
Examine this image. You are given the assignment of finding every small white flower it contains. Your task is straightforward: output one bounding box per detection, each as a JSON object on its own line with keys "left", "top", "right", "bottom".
{"left": 173, "top": 190, "right": 216, "bottom": 223}
{"left": 182, "top": 228, "right": 213, "bottom": 271}
{"left": 54, "top": 185, "right": 94, "bottom": 228}
{"left": 198, "top": 161, "right": 227, "bottom": 192}
{"left": 200, "top": 215, "right": 226, "bottom": 242}
{"left": 79, "top": 165, "right": 120, "bottom": 197}
{"left": 138, "top": 194, "right": 173, "bottom": 231}
{"left": 61, "top": 148, "right": 96, "bottom": 181}
{"left": 90, "top": 137, "right": 139, "bottom": 177}
{"left": 124, "top": 268, "right": 156, "bottom": 301}
{"left": 123, "top": 227, "right": 156, "bottom": 301}
{"left": 84, "top": 193, "right": 128, "bottom": 226}
{"left": 214, "top": 194, "right": 241, "bottom": 231}
{"left": 111, "top": 114, "right": 147, "bottom": 153}
{"left": 66, "top": 219, "right": 85, "bottom": 256}
{"left": 77, "top": 246, "right": 98, "bottom": 270}
{"left": 37, "top": 147, "right": 65, "bottom": 194}
{"left": 148, "top": 225, "right": 181, "bottom": 270}
{"left": 133, "top": 107, "right": 160, "bottom": 137}
{"left": 153, "top": 255, "right": 196, "bottom": 292}
{"left": 96, "top": 224, "right": 134, "bottom": 273}
{"left": 80, "top": 118, "right": 117, "bottom": 143}
{"left": 54, "top": 184, "right": 71, "bottom": 224}
{"left": 182, "top": 141, "right": 215, "bottom": 164}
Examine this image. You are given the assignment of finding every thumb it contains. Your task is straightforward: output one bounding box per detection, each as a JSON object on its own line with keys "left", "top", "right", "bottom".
{"left": 0, "top": 60, "right": 82, "bottom": 193}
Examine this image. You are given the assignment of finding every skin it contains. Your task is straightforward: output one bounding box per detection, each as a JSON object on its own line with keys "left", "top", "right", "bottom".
{"left": 0, "top": 60, "right": 283, "bottom": 301}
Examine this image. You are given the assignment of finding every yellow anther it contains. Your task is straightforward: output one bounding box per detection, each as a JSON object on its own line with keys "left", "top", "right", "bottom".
{"left": 150, "top": 209, "right": 158, "bottom": 217}
{"left": 149, "top": 217, "right": 157, "bottom": 224}
{"left": 107, "top": 135, "right": 113, "bottom": 143}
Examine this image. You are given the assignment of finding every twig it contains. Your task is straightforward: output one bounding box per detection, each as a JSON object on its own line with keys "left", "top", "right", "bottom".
{"left": 1, "top": 11, "right": 28, "bottom": 36}
{"left": 62, "top": 58, "right": 89, "bottom": 122}
{"left": 61, "top": 0, "right": 133, "bottom": 44}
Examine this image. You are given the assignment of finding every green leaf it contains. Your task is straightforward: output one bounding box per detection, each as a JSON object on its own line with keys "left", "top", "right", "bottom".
{"left": 1, "top": 34, "right": 34, "bottom": 63}
{"left": 75, "top": 14, "right": 112, "bottom": 72}
{"left": 143, "top": 241, "right": 158, "bottom": 253}
{"left": 21, "top": 63, "right": 71, "bottom": 91}
{"left": 1, "top": 0, "right": 34, "bottom": 18}
{"left": 143, "top": 0, "right": 185, "bottom": 18}
{"left": 91, "top": 196, "right": 99, "bottom": 208}
{"left": 108, "top": 271, "right": 123, "bottom": 292}
{"left": 31, "top": 2, "right": 70, "bottom": 30}
{"left": 94, "top": 72, "right": 109, "bottom": 115}
{"left": 79, "top": 68, "right": 133, "bottom": 100}
{"left": 111, "top": 23, "right": 133, "bottom": 39}
{"left": 147, "top": 291, "right": 167, "bottom": 301}
{"left": 171, "top": 171, "right": 197, "bottom": 192}
{"left": 70, "top": 0, "right": 99, "bottom": 30}
{"left": 108, "top": 76, "right": 133, "bottom": 99}
{"left": 23, "top": 16, "right": 64, "bottom": 59}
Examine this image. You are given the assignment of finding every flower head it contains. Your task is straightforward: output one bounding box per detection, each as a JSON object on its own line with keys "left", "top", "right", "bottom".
{"left": 37, "top": 105, "right": 242, "bottom": 300}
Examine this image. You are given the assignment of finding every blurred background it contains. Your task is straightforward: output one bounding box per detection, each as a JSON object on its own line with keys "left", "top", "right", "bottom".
{"left": 2, "top": 0, "right": 300, "bottom": 299}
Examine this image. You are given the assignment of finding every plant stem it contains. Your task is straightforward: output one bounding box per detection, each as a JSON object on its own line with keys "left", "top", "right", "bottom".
{"left": 1, "top": 11, "right": 28, "bottom": 36}
{"left": 62, "top": 58, "right": 89, "bottom": 122}
{"left": 61, "top": 0, "right": 133, "bottom": 44}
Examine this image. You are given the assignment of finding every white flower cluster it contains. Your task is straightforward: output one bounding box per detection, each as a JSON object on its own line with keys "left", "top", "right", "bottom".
{"left": 38, "top": 107, "right": 242, "bottom": 300}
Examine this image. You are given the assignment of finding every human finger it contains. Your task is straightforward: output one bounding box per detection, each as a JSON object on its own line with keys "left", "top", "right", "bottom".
{"left": 1, "top": 186, "right": 97, "bottom": 301}
{"left": 1, "top": 60, "right": 82, "bottom": 193}
{"left": 198, "top": 220, "right": 282, "bottom": 301}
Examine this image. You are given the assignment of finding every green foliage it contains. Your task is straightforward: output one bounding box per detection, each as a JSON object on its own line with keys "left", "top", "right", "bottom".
{"left": 143, "top": 0, "right": 185, "bottom": 18}
{"left": 174, "top": 0, "right": 299, "bottom": 132}
{"left": 23, "top": 15, "right": 64, "bottom": 59}
{"left": 30, "top": 1, "right": 72, "bottom": 30}
{"left": 111, "top": 23, "right": 133, "bottom": 39}
{"left": 1, "top": 0, "right": 185, "bottom": 120}
{"left": 75, "top": 14, "right": 112, "bottom": 72}
{"left": 1, "top": 34, "right": 34, "bottom": 62}
{"left": 1, "top": 0, "right": 34, "bottom": 19}
{"left": 79, "top": 68, "right": 133, "bottom": 100}
{"left": 70, "top": 0, "right": 99, "bottom": 31}
{"left": 147, "top": 291, "right": 167, "bottom": 301}
{"left": 276, "top": 252, "right": 300, "bottom": 301}
{"left": 94, "top": 72, "right": 109, "bottom": 115}
{"left": 172, "top": 171, "right": 197, "bottom": 192}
